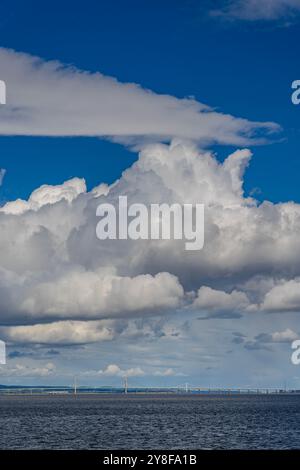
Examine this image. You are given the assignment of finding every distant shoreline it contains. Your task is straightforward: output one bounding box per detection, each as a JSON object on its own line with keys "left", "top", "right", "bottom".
{"left": 1, "top": 390, "right": 300, "bottom": 397}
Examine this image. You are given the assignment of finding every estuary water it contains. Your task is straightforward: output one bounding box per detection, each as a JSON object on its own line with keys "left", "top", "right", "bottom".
{"left": 0, "top": 394, "right": 299, "bottom": 449}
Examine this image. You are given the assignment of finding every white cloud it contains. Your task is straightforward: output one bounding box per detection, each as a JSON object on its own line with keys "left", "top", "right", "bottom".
{"left": 153, "top": 368, "right": 183, "bottom": 377}
{"left": 0, "top": 362, "right": 56, "bottom": 377}
{"left": 96, "top": 364, "right": 145, "bottom": 378}
{"left": 1, "top": 177, "right": 86, "bottom": 215}
{"left": 212, "top": 0, "right": 300, "bottom": 21}
{"left": 84, "top": 365, "right": 184, "bottom": 378}
{"left": 261, "top": 279, "right": 300, "bottom": 312}
{"left": 0, "top": 48, "right": 279, "bottom": 147}
{"left": 193, "top": 286, "right": 251, "bottom": 313}
{"left": 1, "top": 141, "right": 300, "bottom": 345}
{"left": 18, "top": 270, "right": 184, "bottom": 320}
{"left": 0, "top": 317, "right": 184, "bottom": 346}
{"left": 271, "top": 328, "right": 298, "bottom": 342}
{"left": 245, "top": 328, "right": 299, "bottom": 349}
{"left": 1, "top": 320, "right": 118, "bottom": 345}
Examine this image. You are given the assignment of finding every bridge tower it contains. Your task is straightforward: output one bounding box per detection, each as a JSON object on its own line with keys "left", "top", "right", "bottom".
{"left": 124, "top": 375, "right": 128, "bottom": 394}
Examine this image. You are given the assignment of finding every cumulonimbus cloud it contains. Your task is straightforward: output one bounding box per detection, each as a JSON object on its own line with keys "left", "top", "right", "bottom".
{"left": 1, "top": 141, "right": 300, "bottom": 345}
{"left": 0, "top": 47, "right": 279, "bottom": 147}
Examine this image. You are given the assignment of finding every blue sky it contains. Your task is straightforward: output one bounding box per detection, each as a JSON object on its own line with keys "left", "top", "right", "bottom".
{"left": 0, "top": 0, "right": 300, "bottom": 387}
{"left": 0, "top": 0, "right": 299, "bottom": 203}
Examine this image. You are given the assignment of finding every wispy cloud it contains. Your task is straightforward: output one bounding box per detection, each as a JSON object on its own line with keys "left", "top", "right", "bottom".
{"left": 0, "top": 362, "right": 56, "bottom": 377}
{"left": 211, "top": 0, "right": 300, "bottom": 22}
{"left": 0, "top": 169, "right": 5, "bottom": 186}
{"left": 0, "top": 48, "right": 279, "bottom": 147}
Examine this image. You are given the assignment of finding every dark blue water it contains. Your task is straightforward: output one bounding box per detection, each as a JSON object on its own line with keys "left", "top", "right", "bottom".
{"left": 0, "top": 394, "right": 299, "bottom": 449}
